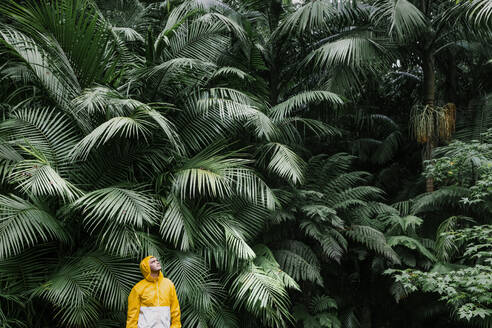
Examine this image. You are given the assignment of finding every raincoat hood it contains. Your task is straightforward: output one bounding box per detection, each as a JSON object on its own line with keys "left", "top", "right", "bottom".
{"left": 140, "top": 256, "right": 164, "bottom": 282}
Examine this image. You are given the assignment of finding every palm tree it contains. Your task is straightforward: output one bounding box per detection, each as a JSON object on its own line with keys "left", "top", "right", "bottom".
{"left": 0, "top": 0, "right": 338, "bottom": 326}
{"left": 270, "top": 0, "right": 491, "bottom": 192}
{"left": 369, "top": 0, "right": 492, "bottom": 192}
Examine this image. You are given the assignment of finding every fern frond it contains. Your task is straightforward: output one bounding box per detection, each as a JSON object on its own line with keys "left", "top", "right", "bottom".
{"left": 274, "top": 240, "right": 323, "bottom": 286}
{"left": 346, "top": 225, "right": 400, "bottom": 264}
{"left": 387, "top": 235, "right": 437, "bottom": 262}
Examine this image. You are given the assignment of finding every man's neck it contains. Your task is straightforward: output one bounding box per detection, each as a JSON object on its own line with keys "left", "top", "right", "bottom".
{"left": 150, "top": 271, "right": 159, "bottom": 279}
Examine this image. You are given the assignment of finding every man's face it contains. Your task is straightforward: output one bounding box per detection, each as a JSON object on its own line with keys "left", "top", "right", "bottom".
{"left": 149, "top": 257, "right": 161, "bottom": 272}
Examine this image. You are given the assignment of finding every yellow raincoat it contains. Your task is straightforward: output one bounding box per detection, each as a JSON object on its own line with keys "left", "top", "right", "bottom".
{"left": 126, "top": 256, "right": 181, "bottom": 328}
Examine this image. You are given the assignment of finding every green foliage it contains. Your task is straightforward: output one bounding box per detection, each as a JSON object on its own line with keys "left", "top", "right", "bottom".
{"left": 0, "top": 0, "right": 491, "bottom": 327}
{"left": 293, "top": 296, "right": 340, "bottom": 328}
{"left": 386, "top": 225, "right": 492, "bottom": 322}
{"left": 424, "top": 131, "right": 492, "bottom": 204}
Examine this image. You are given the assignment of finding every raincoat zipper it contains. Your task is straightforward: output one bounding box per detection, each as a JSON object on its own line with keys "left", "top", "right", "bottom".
{"left": 156, "top": 280, "right": 160, "bottom": 306}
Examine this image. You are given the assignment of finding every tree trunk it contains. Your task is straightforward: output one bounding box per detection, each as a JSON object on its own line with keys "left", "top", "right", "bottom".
{"left": 422, "top": 48, "right": 435, "bottom": 107}
{"left": 422, "top": 47, "right": 435, "bottom": 192}
{"left": 445, "top": 51, "right": 458, "bottom": 104}
{"left": 360, "top": 303, "right": 372, "bottom": 328}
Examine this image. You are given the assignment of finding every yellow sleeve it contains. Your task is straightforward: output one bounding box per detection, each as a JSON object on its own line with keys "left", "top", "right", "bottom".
{"left": 126, "top": 287, "right": 140, "bottom": 328}
{"left": 170, "top": 282, "right": 181, "bottom": 328}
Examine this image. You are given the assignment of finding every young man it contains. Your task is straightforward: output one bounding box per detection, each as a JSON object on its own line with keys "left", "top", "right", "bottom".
{"left": 126, "top": 256, "right": 181, "bottom": 328}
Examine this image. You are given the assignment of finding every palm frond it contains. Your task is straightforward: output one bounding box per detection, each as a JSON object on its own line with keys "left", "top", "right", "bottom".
{"left": 144, "top": 106, "right": 185, "bottom": 154}
{"left": 69, "top": 112, "right": 153, "bottom": 160}
{"left": 163, "top": 251, "right": 210, "bottom": 302}
{"left": 142, "top": 57, "right": 217, "bottom": 97}
{"left": 229, "top": 264, "right": 292, "bottom": 327}
{"left": 274, "top": 0, "right": 337, "bottom": 36}
{"left": 71, "top": 186, "right": 160, "bottom": 232}
{"left": 95, "top": 224, "right": 164, "bottom": 258}
{"left": 173, "top": 145, "right": 276, "bottom": 209}
{"left": 161, "top": 194, "right": 197, "bottom": 251}
{"left": 0, "top": 244, "right": 57, "bottom": 287}
{"left": 34, "top": 259, "right": 101, "bottom": 327}
{"left": 1, "top": 0, "right": 113, "bottom": 87}
{"left": 195, "top": 88, "right": 275, "bottom": 139}
{"left": 0, "top": 107, "right": 79, "bottom": 167}
{"left": 257, "top": 142, "right": 306, "bottom": 185}
{"left": 0, "top": 26, "right": 81, "bottom": 109}
{"left": 208, "top": 307, "right": 239, "bottom": 328}
{"left": 11, "top": 159, "right": 82, "bottom": 202}
{"left": 79, "top": 253, "right": 141, "bottom": 311}
{"left": 72, "top": 86, "right": 142, "bottom": 117}
{"left": 446, "top": 0, "right": 492, "bottom": 35}
{"left": 254, "top": 244, "right": 299, "bottom": 291}
{"left": 371, "top": 0, "right": 426, "bottom": 42}
{"left": 269, "top": 91, "right": 344, "bottom": 121}
{"left": 306, "top": 36, "right": 389, "bottom": 72}
{"left": 225, "top": 223, "right": 256, "bottom": 260}
{"left": 166, "top": 18, "right": 231, "bottom": 63}
{"left": 112, "top": 27, "right": 144, "bottom": 42}
{"left": 0, "top": 194, "right": 69, "bottom": 259}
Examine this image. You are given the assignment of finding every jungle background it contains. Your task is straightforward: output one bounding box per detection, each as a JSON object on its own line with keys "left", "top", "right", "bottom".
{"left": 0, "top": 0, "right": 491, "bottom": 327}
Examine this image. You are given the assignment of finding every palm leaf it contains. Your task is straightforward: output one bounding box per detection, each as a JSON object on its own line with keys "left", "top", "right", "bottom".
{"left": 69, "top": 112, "right": 153, "bottom": 160}
{"left": 306, "top": 35, "right": 389, "bottom": 72}
{"left": 225, "top": 223, "right": 256, "bottom": 260}
{"left": 112, "top": 27, "right": 144, "bottom": 42}
{"left": 71, "top": 186, "right": 160, "bottom": 232}
{"left": 95, "top": 224, "right": 164, "bottom": 258}
{"left": 0, "top": 107, "right": 79, "bottom": 168}
{"left": 257, "top": 142, "right": 306, "bottom": 185}
{"left": 11, "top": 159, "right": 82, "bottom": 202}
{"left": 173, "top": 145, "right": 276, "bottom": 209}
{"left": 0, "top": 194, "right": 69, "bottom": 259}
{"left": 274, "top": 0, "right": 338, "bottom": 36}
{"left": 79, "top": 253, "right": 141, "bottom": 311}
{"left": 163, "top": 251, "right": 210, "bottom": 302}
{"left": 34, "top": 259, "right": 101, "bottom": 327}
{"left": 1, "top": 0, "right": 112, "bottom": 87}
{"left": 269, "top": 91, "right": 344, "bottom": 121}
{"left": 229, "top": 263, "right": 292, "bottom": 328}
{"left": 161, "top": 194, "right": 197, "bottom": 251}
{"left": 72, "top": 86, "right": 143, "bottom": 117}
{"left": 0, "top": 26, "right": 81, "bottom": 109}
{"left": 371, "top": 0, "right": 426, "bottom": 42}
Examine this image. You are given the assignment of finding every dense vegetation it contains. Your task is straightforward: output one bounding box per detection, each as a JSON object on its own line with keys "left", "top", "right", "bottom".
{"left": 0, "top": 0, "right": 491, "bottom": 327}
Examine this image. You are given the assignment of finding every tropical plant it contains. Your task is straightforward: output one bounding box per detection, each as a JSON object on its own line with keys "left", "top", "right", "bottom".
{"left": 386, "top": 225, "right": 492, "bottom": 324}
{"left": 0, "top": 0, "right": 491, "bottom": 328}
{"left": 0, "top": 0, "right": 331, "bottom": 326}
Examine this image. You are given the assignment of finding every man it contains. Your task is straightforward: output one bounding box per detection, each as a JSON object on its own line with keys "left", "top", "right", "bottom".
{"left": 126, "top": 256, "right": 181, "bottom": 328}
